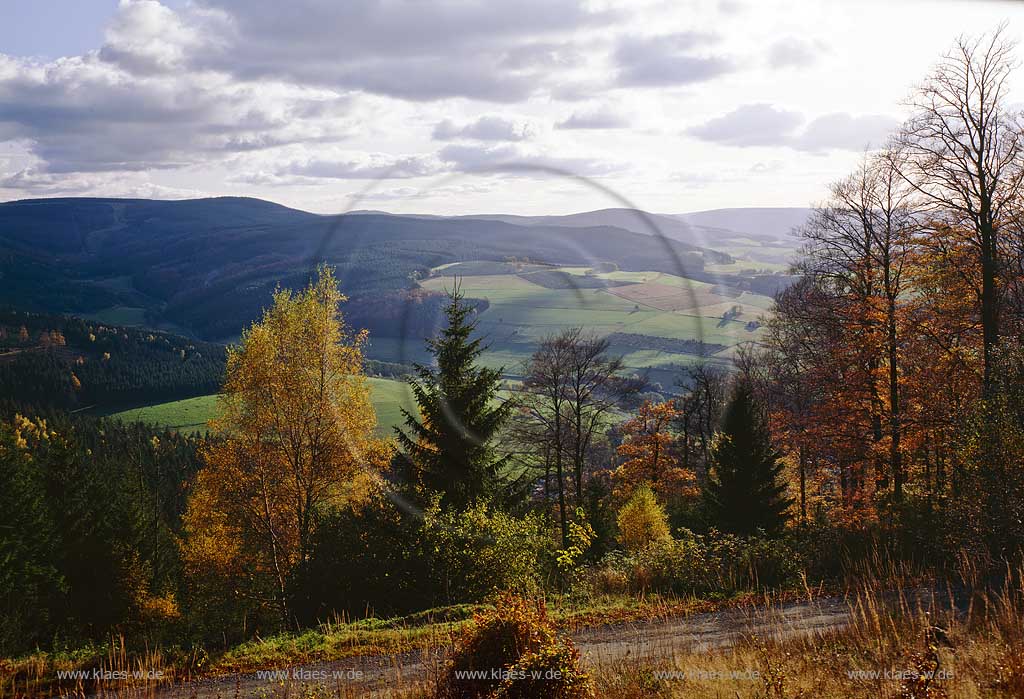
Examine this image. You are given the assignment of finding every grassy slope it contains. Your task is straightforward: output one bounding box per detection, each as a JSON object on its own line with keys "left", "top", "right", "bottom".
{"left": 112, "top": 377, "right": 417, "bottom": 435}
{"left": 419, "top": 265, "right": 770, "bottom": 387}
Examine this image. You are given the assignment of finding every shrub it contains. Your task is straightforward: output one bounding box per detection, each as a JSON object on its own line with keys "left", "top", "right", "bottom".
{"left": 590, "top": 529, "right": 801, "bottom": 596}
{"left": 616, "top": 485, "right": 671, "bottom": 552}
{"left": 423, "top": 501, "right": 556, "bottom": 603}
{"left": 436, "top": 595, "right": 593, "bottom": 699}
{"left": 293, "top": 496, "right": 558, "bottom": 623}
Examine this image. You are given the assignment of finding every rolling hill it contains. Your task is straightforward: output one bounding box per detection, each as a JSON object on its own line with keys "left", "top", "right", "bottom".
{"left": 0, "top": 197, "right": 740, "bottom": 339}
{"left": 0, "top": 197, "right": 798, "bottom": 386}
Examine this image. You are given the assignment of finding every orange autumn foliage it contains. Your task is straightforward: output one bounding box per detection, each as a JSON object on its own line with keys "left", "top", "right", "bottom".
{"left": 613, "top": 400, "right": 696, "bottom": 503}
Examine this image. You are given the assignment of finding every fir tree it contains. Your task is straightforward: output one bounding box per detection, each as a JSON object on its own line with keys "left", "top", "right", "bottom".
{"left": 395, "top": 282, "right": 514, "bottom": 509}
{"left": 704, "top": 380, "right": 793, "bottom": 536}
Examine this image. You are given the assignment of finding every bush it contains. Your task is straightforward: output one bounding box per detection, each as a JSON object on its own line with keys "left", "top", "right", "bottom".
{"left": 616, "top": 485, "right": 670, "bottom": 552}
{"left": 292, "top": 495, "right": 557, "bottom": 623}
{"left": 589, "top": 529, "right": 801, "bottom": 596}
{"left": 423, "top": 501, "right": 556, "bottom": 602}
{"left": 436, "top": 595, "right": 593, "bottom": 699}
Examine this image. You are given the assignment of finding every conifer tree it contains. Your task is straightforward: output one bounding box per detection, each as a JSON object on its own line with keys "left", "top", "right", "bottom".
{"left": 704, "top": 381, "right": 792, "bottom": 535}
{"left": 395, "top": 282, "right": 514, "bottom": 509}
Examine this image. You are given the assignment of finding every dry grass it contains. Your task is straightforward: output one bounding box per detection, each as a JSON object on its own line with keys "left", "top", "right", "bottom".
{"left": 589, "top": 572, "right": 1024, "bottom": 699}
{"left": 6, "top": 567, "right": 1024, "bottom": 698}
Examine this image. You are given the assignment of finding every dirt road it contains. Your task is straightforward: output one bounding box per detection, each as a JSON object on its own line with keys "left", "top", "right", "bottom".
{"left": 131, "top": 596, "right": 851, "bottom": 698}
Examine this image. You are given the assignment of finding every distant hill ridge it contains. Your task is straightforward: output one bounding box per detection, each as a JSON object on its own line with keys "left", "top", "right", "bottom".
{"left": 0, "top": 196, "right": 803, "bottom": 340}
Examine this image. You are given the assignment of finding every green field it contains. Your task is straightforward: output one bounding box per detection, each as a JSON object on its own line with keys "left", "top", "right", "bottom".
{"left": 112, "top": 377, "right": 418, "bottom": 435}
{"left": 417, "top": 264, "right": 770, "bottom": 387}
{"left": 114, "top": 263, "right": 769, "bottom": 428}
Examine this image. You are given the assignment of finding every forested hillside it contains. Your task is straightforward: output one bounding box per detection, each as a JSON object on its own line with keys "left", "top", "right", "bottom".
{"left": 0, "top": 310, "right": 226, "bottom": 411}
{"left": 0, "top": 197, "right": 743, "bottom": 339}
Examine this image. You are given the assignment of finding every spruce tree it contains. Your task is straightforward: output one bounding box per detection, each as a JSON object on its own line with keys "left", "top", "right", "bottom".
{"left": 395, "top": 282, "right": 514, "bottom": 509}
{"left": 704, "top": 380, "right": 793, "bottom": 536}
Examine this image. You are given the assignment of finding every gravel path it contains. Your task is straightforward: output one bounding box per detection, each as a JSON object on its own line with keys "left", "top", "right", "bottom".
{"left": 123, "top": 596, "right": 851, "bottom": 698}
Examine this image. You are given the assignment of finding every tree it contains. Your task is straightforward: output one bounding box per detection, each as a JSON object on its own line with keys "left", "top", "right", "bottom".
{"left": 704, "top": 381, "right": 793, "bottom": 536}
{"left": 676, "top": 363, "right": 729, "bottom": 474}
{"left": 395, "top": 281, "right": 514, "bottom": 510}
{"left": 614, "top": 400, "right": 696, "bottom": 504}
{"left": 564, "top": 330, "right": 643, "bottom": 505}
{"left": 517, "top": 330, "right": 575, "bottom": 545}
{"left": 183, "top": 267, "right": 387, "bottom": 626}
{"left": 897, "top": 26, "right": 1024, "bottom": 392}
{"left": 795, "top": 152, "right": 918, "bottom": 505}
{"left": 516, "top": 328, "right": 641, "bottom": 545}
{"left": 616, "top": 484, "right": 671, "bottom": 552}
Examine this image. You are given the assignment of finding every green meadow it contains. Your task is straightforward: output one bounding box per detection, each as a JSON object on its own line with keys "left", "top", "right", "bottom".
{"left": 419, "top": 264, "right": 769, "bottom": 386}
{"left": 112, "top": 377, "right": 418, "bottom": 435}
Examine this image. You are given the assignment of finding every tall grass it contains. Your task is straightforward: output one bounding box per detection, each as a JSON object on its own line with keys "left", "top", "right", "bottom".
{"left": 590, "top": 564, "right": 1024, "bottom": 698}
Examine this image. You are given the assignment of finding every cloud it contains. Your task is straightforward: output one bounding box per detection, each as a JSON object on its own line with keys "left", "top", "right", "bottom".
{"left": 557, "top": 104, "right": 630, "bottom": 129}
{"left": 766, "top": 37, "right": 824, "bottom": 69}
{"left": 159, "top": 0, "right": 618, "bottom": 102}
{"left": 0, "top": 43, "right": 360, "bottom": 176}
{"left": 437, "top": 143, "right": 623, "bottom": 177}
{"left": 794, "top": 113, "right": 899, "bottom": 152}
{"left": 433, "top": 116, "right": 534, "bottom": 141}
{"left": 614, "top": 33, "right": 734, "bottom": 87}
{"left": 686, "top": 104, "right": 803, "bottom": 146}
{"left": 687, "top": 104, "right": 899, "bottom": 151}
{"left": 0, "top": 167, "right": 202, "bottom": 198}
{"left": 668, "top": 170, "right": 720, "bottom": 188}
{"left": 282, "top": 153, "right": 443, "bottom": 180}
{"left": 98, "top": 0, "right": 212, "bottom": 75}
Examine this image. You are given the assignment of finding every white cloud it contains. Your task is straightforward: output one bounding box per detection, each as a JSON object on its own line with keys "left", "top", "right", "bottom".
{"left": 557, "top": 104, "right": 630, "bottom": 129}
{"left": 687, "top": 104, "right": 803, "bottom": 146}
{"left": 614, "top": 33, "right": 734, "bottom": 86}
{"left": 794, "top": 112, "right": 899, "bottom": 152}
{"left": 766, "top": 37, "right": 823, "bottom": 69}
{"left": 433, "top": 116, "right": 535, "bottom": 141}
{"left": 687, "top": 104, "right": 899, "bottom": 152}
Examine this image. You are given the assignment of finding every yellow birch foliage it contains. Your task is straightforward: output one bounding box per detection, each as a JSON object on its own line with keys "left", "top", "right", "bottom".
{"left": 182, "top": 267, "right": 391, "bottom": 613}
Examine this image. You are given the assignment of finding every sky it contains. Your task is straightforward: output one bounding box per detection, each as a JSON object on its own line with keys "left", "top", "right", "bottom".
{"left": 0, "top": 0, "right": 1020, "bottom": 215}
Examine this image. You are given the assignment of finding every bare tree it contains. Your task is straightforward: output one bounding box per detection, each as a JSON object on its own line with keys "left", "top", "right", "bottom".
{"left": 675, "top": 363, "right": 729, "bottom": 474}
{"left": 517, "top": 328, "right": 641, "bottom": 545}
{"left": 565, "top": 331, "right": 644, "bottom": 505}
{"left": 519, "top": 331, "right": 575, "bottom": 546}
{"left": 897, "top": 26, "right": 1024, "bottom": 391}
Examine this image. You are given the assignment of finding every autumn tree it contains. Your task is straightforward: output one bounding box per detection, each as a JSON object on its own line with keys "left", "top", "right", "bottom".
{"left": 704, "top": 381, "right": 792, "bottom": 536}
{"left": 616, "top": 484, "right": 671, "bottom": 552}
{"left": 797, "top": 152, "right": 918, "bottom": 504}
{"left": 395, "top": 282, "right": 514, "bottom": 510}
{"left": 897, "top": 26, "right": 1024, "bottom": 392}
{"left": 614, "top": 400, "right": 696, "bottom": 505}
{"left": 183, "top": 267, "right": 387, "bottom": 626}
